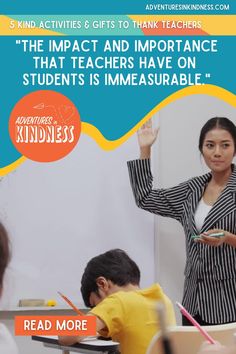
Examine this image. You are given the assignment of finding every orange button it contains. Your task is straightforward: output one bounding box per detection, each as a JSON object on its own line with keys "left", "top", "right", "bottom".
{"left": 15, "top": 315, "right": 96, "bottom": 336}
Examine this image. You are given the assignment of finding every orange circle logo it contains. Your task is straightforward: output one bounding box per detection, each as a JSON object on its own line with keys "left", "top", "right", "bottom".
{"left": 9, "top": 90, "right": 81, "bottom": 162}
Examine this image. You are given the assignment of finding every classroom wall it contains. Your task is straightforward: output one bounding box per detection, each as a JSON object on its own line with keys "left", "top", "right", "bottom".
{"left": 0, "top": 131, "right": 155, "bottom": 354}
{"left": 154, "top": 94, "right": 236, "bottom": 323}
{"left": 0, "top": 133, "right": 155, "bottom": 310}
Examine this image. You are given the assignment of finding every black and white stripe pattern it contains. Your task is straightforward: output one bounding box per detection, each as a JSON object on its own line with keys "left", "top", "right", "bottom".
{"left": 128, "top": 158, "right": 236, "bottom": 324}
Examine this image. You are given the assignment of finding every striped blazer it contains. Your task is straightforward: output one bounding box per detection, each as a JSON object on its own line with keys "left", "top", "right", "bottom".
{"left": 128, "top": 159, "right": 236, "bottom": 324}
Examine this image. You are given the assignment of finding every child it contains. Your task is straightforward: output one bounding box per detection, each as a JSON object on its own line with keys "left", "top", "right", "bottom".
{"left": 59, "top": 249, "right": 176, "bottom": 354}
{"left": 0, "top": 222, "right": 18, "bottom": 354}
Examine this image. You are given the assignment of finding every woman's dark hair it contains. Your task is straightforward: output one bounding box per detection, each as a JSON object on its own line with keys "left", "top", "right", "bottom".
{"left": 199, "top": 117, "right": 236, "bottom": 153}
{"left": 81, "top": 249, "right": 140, "bottom": 307}
{"left": 0, "top": 222, "right": 10, "bottom": 292}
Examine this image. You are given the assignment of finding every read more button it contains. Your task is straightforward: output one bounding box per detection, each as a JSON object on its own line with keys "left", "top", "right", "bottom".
{"left": 15, "top": 316, "right": 96, "bottom": 336}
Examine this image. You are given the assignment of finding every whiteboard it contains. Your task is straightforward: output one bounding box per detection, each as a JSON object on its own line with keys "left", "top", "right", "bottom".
{"left": 0, "top": 133, "right": 155, "bottom": 309}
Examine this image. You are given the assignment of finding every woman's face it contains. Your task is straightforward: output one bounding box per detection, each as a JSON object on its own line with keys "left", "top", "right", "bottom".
{"left": 202, "top": 128, "right": 235, "bottom": 173}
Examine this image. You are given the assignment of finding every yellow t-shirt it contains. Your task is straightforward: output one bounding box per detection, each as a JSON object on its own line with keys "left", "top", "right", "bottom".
{"left": 90, "top": 284, "right": 176, "bottom": 354}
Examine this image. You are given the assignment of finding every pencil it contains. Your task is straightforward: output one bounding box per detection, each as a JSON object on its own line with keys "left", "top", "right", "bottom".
{"left": 58, "top": 291, "right": 85, "bottom": 316}
{"left": 203, "top": 232, "right": 224, "bottom": 238}
{"left": 176, "top": 302, "right": 216, "bottom": 344}
{"left": 191, "top": 232, "right": 224, "bottom": 239}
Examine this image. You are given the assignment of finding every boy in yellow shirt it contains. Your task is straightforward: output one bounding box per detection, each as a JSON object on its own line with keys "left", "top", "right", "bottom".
{"left": 59, "top": 249, "right": 176, "bottom": 354}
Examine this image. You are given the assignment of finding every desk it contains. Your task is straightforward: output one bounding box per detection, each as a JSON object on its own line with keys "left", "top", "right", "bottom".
{"left": 32, "top": 335, "right": 120, "bottom": 354}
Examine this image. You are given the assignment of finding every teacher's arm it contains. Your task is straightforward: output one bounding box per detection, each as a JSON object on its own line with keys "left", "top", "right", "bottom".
{"left": 127, "top": 121, "right": 189, "bottom": 221}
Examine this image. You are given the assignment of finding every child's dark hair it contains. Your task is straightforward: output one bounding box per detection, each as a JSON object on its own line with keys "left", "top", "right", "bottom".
{"left": 81, "top": 249, "right": 140, "bottom": 307}
{"left": 199, "top": 117, "right": 236, "bottom": 153}
{"left": 0, "top": 222, "right": 10, "bottom": 292}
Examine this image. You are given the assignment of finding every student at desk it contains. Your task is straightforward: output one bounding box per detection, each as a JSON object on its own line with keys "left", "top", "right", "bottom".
{"left": 0, "top": 222, "right": 18, "bottom": 354}
{"left": 59, "top": 249, "right": 176, "bottom": 354}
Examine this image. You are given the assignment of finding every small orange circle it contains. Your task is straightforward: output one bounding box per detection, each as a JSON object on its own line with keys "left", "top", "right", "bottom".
{"left": 9, "top": 90, "right": 81, "bottom": 162}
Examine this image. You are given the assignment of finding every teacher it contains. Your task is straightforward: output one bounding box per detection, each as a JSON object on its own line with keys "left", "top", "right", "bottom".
{"left": 128, "top": 117, "right": 236, "bottom": 325}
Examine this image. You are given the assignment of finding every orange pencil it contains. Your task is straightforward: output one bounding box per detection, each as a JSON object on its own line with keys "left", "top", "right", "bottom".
{"left": 58, "top": 291, "right": 85, "bottom": 316}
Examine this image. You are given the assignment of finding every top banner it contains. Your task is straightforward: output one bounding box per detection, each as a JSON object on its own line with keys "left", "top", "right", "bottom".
{"left": 0, "top": 0, "right": 235, "bottom": 174}
{"left": 0, "top": 0, "right": 235, "bottom": 15}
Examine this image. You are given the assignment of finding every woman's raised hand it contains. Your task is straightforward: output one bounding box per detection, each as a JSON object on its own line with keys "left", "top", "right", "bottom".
{"left": 137, "top": 119, "right": 159, "bottom": 159}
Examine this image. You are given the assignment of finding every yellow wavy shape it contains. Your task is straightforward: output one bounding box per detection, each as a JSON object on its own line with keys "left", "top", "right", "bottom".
{"left": 0, "top": 15, "right": 62, "bottom": 35}
{"left": 0, "top": 156, "right": 26, "bottom": 176}
{"left": 129, "top": 15, "right": 236, "bottom": 35}
{"left": 0, "top": 84, "right": 235, "bottom": 176}
{"left": 82, "top": 84, "right": 236, "bottom": 150}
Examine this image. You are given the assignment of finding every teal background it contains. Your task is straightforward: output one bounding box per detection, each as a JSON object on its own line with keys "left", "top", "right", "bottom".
{"left": 0, "top": 36, "right": 235, "bottom": 167}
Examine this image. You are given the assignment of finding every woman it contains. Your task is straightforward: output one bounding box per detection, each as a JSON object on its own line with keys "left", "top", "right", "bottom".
{"left": 128, "top": 117, "right": 236, "bottom": 325}
{"left": 0, "top": 223, "right": 18, "bottom": 354}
